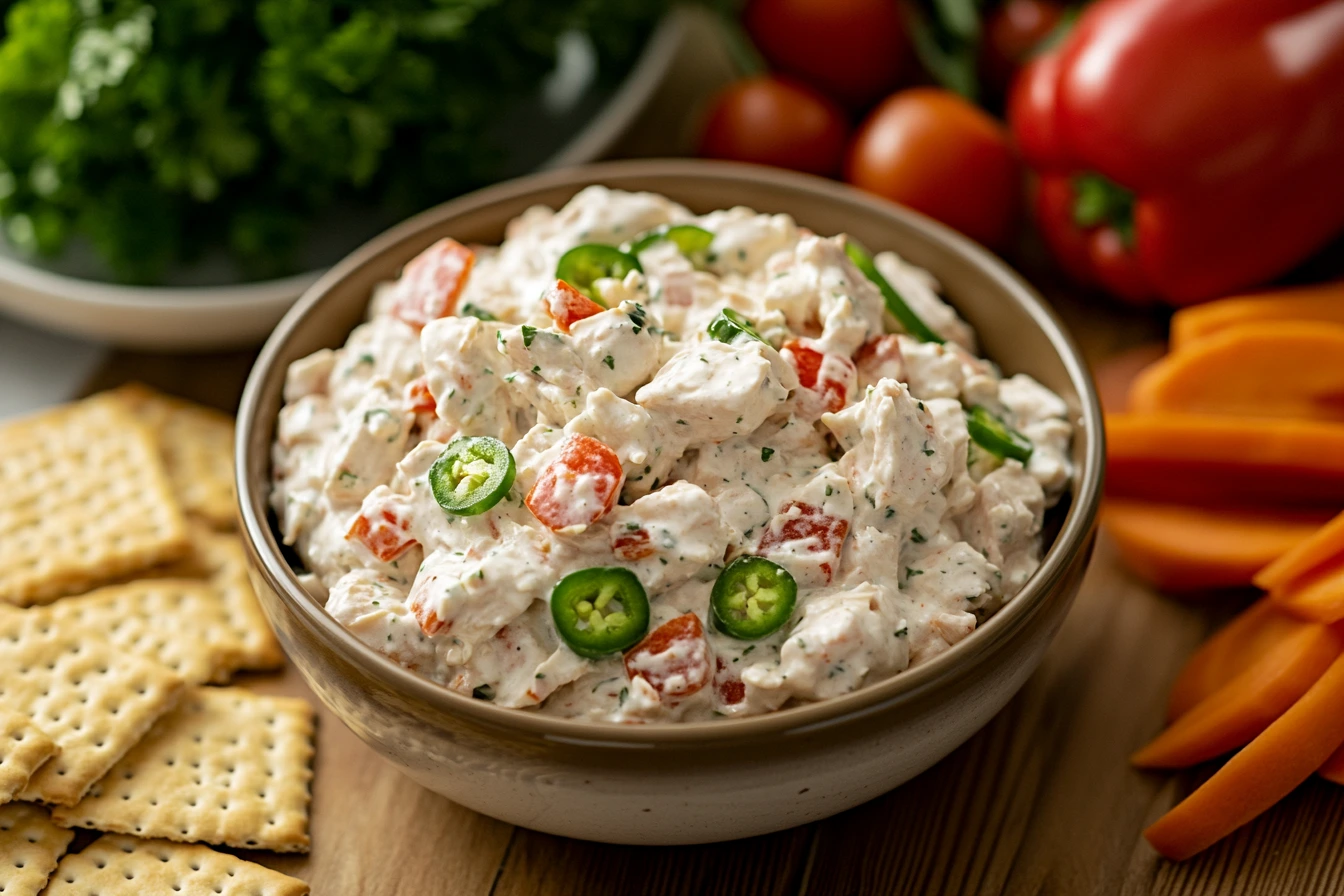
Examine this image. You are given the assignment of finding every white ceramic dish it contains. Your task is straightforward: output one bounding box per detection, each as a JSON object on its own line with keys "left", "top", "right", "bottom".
{"left": 0, "top": 9, "right": 715, "bottom": 351}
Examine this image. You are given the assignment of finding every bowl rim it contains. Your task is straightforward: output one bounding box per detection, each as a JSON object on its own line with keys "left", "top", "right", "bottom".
{"left": 237, "top": 158, "right": 1105, "bottom": 746}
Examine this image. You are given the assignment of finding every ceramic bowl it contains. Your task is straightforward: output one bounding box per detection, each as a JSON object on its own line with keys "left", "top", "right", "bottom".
{"left": 236, "top": 159, "right": 1105, "bottom": 845}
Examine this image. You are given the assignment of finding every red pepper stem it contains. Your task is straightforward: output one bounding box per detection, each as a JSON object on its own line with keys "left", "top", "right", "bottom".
{"left": 1071, "top": 172, "right": 1136, "bottom": 246}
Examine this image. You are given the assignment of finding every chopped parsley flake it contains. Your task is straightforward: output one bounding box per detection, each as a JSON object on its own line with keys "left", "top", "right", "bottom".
{"left": 521, "top": 325, "right": 538, "bottom": 347}
{"left": 761, "top": 447, "right": 775, "bottom": 462}
{"left": 910, "top": 528, "right": 927, "bottom": 544}
{"left": 602, "top": 354, "right": 615, "bottom": 369}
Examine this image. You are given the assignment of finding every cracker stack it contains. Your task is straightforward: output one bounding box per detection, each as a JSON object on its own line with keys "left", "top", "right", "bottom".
{"left": 0, "top": 388, "right": 312, "bottom": 895}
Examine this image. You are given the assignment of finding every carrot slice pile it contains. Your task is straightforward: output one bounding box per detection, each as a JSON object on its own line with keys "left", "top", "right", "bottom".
{"left": 1164, "top": 598, "right": 1309, "bottom": 721}
{"left": 1169, "top": 282, "right": 1344, "bottom": 351}
{"left": 1145, "top": 651, "right": 1344, "bottom": 861}
{"left": 1254, "top": 510, "right": 1344, "bottom": 592}
{"left": 1106, "top": 413, "right": 1344, "bottom": 507}
{"left": 1129, "top": 322, "right": 1344, "bottom": 422}
{"left": 1104, "top": 501, "right": 1327, "bottom": 593}
{"left": 1133, "top": 621, "right": 1344, "bottom": 769}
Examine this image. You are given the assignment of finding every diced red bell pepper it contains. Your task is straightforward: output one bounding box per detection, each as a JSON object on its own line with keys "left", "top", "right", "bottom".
{"left": 611, "top": 527, "right": 657, "bottom": 561}
{"left": 714, "top": 656, "right": 746, "bottom": 706}
{"left": 757, "top": 500, "right": 850, "bottom": 583}
{"left": 391, "top": 238, "right": 475, "bottom": 328}
{"left": 783, "top": 339, "right": 854, "bottom": 414}
{"left": 403, "top": 376, "right": 437, "bottom": 415}
{"left": 346, "top": 498, "right": 418, "bottom": 562}
{"left": 526, "top": 434, "right": 625, "bottom": 532}
{"left": 542, "top": 279, "right": 604, "bottom": 333}
{"left": 1010, "top": 0, "right": 1344, "bottom": 306}
{"left": 624, "top": 613, "right": 712, "bottom": 699}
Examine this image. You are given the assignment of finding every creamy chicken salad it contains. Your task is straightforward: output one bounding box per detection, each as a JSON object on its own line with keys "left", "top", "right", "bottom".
{"left": 271, "top": 187, "right": 1073, "bottom": 723}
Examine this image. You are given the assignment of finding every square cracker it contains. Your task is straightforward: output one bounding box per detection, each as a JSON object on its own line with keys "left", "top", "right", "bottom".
{"left": 0, "top": 710, "right": 58, "bottom": 805}
{"left": 31, "top": 579, "right": 253, "bottom": 685}
{"left": 0, "top": 393, "right": 190, "bottom": 606}
{"left": 0, "top": 610, "right": 186, "bottom": 806}
{"left": 41, "top": 834, "right": 309, "bottom": 896}
{"left": 0, "top": 802, "right": 75, "bottom": 896}
{"left": 52, "top": 687, "right": 315, "bottom": 853}
{"left": 113, "top": 384, "right": 237, "bottom": 530}
{"left": 155, "top": 524, "right": 285, "bottom": 671}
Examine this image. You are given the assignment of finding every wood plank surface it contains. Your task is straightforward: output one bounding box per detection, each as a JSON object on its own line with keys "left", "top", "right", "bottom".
{"left": 73, "top": 281, "right": 1344, "bottom": 895}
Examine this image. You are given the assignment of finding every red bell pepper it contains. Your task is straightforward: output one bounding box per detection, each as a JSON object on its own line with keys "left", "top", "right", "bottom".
{"left": 1010, "top": 0, "right": 1344, "bottom": 306}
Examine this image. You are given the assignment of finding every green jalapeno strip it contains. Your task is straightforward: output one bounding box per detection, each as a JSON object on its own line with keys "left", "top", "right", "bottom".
{"left": 626, "top": 223, "right": 715, "bottom": 257}
{"left": 707, "top": 307, "right": 768, "bottom": 346}
{"left": 711, "top": 556, "right": 798, "bottom": 640}
{"left": 428, "top": 436, "right": 516, "bottom": 516}
{"left": 458, "top": 302, "right": 497, "bottom": 321}
{"left": 966, "top": 405, "right": 1034, "bottom": 464}
{"left": 844, "top": 238, "right": 944, "bottom": 344}
{"left": 550, "top": 567, "right": 651, "bottom": 658}
{"left": 554, "top": 244, "right": 643, "bottom": 306}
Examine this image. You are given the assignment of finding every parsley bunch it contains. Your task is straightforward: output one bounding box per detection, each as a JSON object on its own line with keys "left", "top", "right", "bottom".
{"left": 0, "top": 0, "right": 666, "bottom": 283}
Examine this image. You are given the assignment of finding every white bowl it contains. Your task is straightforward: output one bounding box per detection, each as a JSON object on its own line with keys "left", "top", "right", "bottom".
{"left": 0, "top": 9, "right": 727, "bottom": 351}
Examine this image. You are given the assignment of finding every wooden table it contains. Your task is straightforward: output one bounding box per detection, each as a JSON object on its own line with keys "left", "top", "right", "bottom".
{"left": 77, "top": 276, "right": 1344, "bottom": 896}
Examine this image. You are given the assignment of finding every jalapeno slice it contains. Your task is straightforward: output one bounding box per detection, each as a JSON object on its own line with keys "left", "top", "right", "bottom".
{"left": 844, "top": 239, "right": 944, "bottom": 344}
{"left": 966, "top": 405, "right": 1034, "bottom": 463}
{"left": 550, "top": 567, "right": 651, "bottom": 658}
{"left": 707, "top": 307, "right": 768, "bottom": 346}
{"left": 428, "top": 436, "right": 516, "bottom": 516}
{"left": 554, "top": 244, "right": 643, "bottom": 306}
{"left": 711, "top": 556, "right": 798, "bottom": 640}
{"left": 626, "top": 223, "right": 714, "bottom": 257}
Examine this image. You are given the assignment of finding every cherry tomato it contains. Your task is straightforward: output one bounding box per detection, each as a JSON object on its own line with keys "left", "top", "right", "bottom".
{"left": 980, "top": 0, "right": 1066, "bottom": 98}
{"left": 526, "top": 434, "right": 624, "bottom": 533}
{"left": 624, "top": 613, "right": 711, "bottom": 699}
{"left": 699, "top": 76, "right": 848, "bottom": 177}
{"left": 846, "top": 88, "right": 1020, "bottom": 250}
{"left": 542, "top": 279, "right": 604, "bottom": 333}
{"left": 391, "top": 238, "right": 475, "bottom": 329}
{"left": 744, "top": 0, "right": 909, "bottom": 107}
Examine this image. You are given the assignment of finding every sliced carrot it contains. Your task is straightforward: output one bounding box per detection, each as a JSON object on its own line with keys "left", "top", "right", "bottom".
{"left": 1104, "top": 500, "right": 1328, "bottom": 593}
{"left": 1144, "top": 650, "right": 1344, "bottom": 861}
{"left": 1129, "top": 322, "right": 1344, "bottom": 422}
{"left": 1166, "top": 598, "right": 1313, "bottom": 722}
{"left": 1253, "top": 509, "right": 1344, "bottom": 592}
{"left": 1133, "top": 621, "right": 1344, "bottom": 769}
{"left": 1319, "top": 740, "right": 1344, "bottom": 785}
{"left": 1092, "top": 343, "right": 1167, "bottom": 414}
{"left": 1106, "top": 413, "right": 1344, "bottom": 507}
{"left": 1169, "top": 282, "right": 1344, "bottom": 352}
{"left": 1270, "top": 555, "right": 1344, "bottom": 625}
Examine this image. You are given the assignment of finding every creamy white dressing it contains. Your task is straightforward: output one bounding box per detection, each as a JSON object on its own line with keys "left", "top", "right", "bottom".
{"left": 271, "top": 186, "right": 1074, "bottom": 724}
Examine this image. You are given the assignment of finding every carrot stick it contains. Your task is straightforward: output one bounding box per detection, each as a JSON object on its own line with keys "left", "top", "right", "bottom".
{"left": 1133, "top": 622, "right": 1344, "bottom": 769}
{"left": 1170, "top": 282, "right": 1344, "bottom": 352}
{"left": 1106, "top": 413, "right": 1344, "bottom": 507}
{"left": 1104, "top": 500, "right": 1328, "bottom": 592}
{"left": 1144, "top": 650, "right": 1344, "bottom": 861}
{"left": 1319, "top": 741, "right": 1344, "bottom": 785}
{"left": 1254, "top": 510, "right": 1344, "bottom": 592}
{"left": 1129, "top": 322, "right": 1344, "bottom": 422}
{"left": 1270, "top": 556, "right": 1344, "bottom": 624}
{"left": 1166, "top": 599, "right": 1297, "bottom": 721}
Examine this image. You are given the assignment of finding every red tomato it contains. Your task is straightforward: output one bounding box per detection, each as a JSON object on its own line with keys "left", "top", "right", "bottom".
{"left": 980, "top": 0, "right": 1066, "bottom": 97}
{"left": 744, "top": 0, "right": 909, "bottom": 107}
{"left": 390, "top": 238, "right": 475, "bottom": 329}
{"left": 543, "top": 279, "right": 604, "bottom": 333}
{"left": 757, "top": 501, "right": 849, "bottom": 583}
{"left": 611, "top": 527, "right": 657, "bottom": 562}
{"left": 714, "top": 656, "right": 746, "bottom": 706}
{"left": 699, "top": 76, "right": 849, "bottom": 177}
{"left": 526, "top": 434, "right": 625, "bottom": 532}
{"left": 346, "top": 497, "right": 418, "bottom": 562}
{"left": 846, "top": 88, "right": 1021, "bottom": 249}
{"left": 624, "top": 614, "right": 712, "bottom": 699}
{"left": 855, "top": 334, "right": 905, "bottom": 383}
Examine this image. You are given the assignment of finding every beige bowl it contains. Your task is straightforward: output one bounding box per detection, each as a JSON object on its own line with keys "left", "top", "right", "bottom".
{"left": 236, "top": 159, "right": 1104, "bottom": 845}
